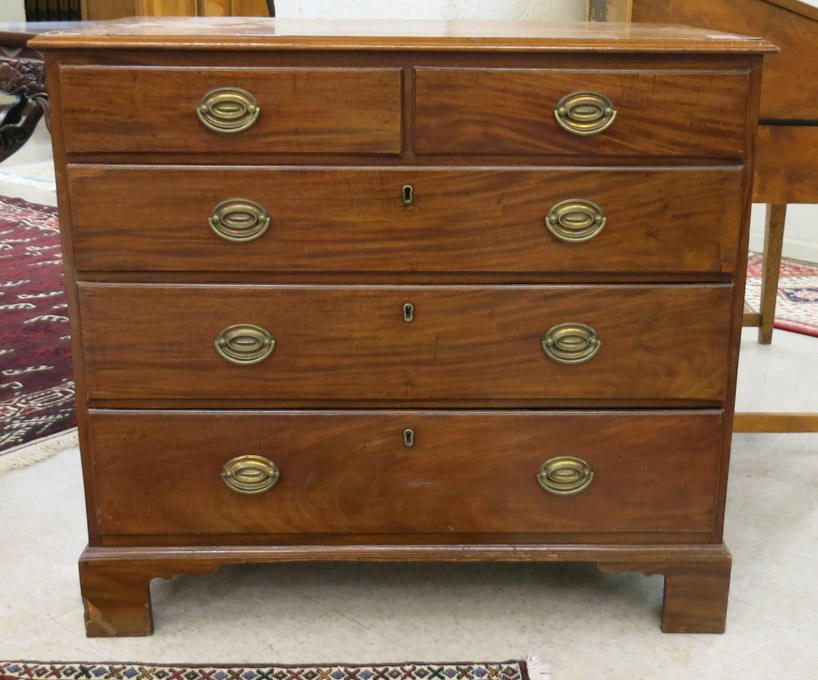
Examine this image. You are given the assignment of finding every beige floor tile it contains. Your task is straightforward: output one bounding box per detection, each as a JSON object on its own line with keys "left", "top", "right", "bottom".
{"left": 53, "top": 607, "right": 189, "bottom": 663}
{"left": 327, "top": 562, "right": 595, "bottom": 661}
{"left": 534, "top": 571, "right": 718, "bottom": 680}
{"left": 239, "top": 562, "right": 405, "bottom": 610}
{"left": 549, "top": 645, "right": 792, "bottom": 680}
{"left": 735, "top": 328, "right": 818, "bottom": 413}
{"left": 0, "top": 583, "right": 49, "bottom": 643}
{"left": 53, "top": 563, "right": 372, "bottom": 660}
{"left": 265, "top": 610, "right": 419, "bottom": 664}
{"left": 724, "top": 433, "right": 818, "bottom": 565}
{"left": 0, "top": 618, "right": 107, "bottom": 661}
{"left": 0, "top": 449, "right": 87, "bottom": 618}
{"left": 783, "top": 643, "right": 818, "bottom": 680}
{"left": 720, "top": 550, "right": 818, "bottom": 667}
{"left": 147, "top": 563, "right": 335, "bottom": 636}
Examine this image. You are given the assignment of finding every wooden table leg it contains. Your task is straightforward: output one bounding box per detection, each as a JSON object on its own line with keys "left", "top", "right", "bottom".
{"left": 758, "top": 203, "right": 787, "bottom": 344}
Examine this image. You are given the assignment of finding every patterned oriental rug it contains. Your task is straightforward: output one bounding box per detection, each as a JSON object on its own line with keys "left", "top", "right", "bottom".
{"left": 0, "top": 195, "right": 76, "bottom": 472}
{"left": 745, "top": 253, "right": 818, "bottom": 338}
{"left": 0, "top": 660, "right": 548, "bottom": 680}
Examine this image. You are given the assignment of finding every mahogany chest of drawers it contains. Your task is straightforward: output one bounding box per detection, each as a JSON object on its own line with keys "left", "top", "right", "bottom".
{"left": 32, "top": 18, "right": 773, "bottom": 637}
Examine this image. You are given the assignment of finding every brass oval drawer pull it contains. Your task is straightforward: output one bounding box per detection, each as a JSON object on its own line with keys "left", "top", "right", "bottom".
{"left": 542, "top": 322, "right": 600, "bottom": 364}
{"left": 222, "top": 455, "right": 280, "bottom": 494}
{"left": 209, "top": 198, "right": 271, "bottom": 243}
{"left": 198, "top": 87, "right": 260, "bottom": 133}
{"left": 537, "top": 456, "right": 594, "bottom": 495}
{"left": 215, "top": 323, "right": 275, "bottom": 365}
{"left": 555, "top": 91, "right": 617, "bottom": 136}
{"left": 546, "top": 199, "right": 606, "bottom": 243}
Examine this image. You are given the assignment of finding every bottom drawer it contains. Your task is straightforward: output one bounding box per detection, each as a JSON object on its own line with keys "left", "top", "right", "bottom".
{"left": 87, "top": 410, "right": 724, "bottom": 539}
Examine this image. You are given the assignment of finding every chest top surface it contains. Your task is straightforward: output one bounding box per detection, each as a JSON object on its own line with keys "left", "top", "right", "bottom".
{"left": 30, "top": 17, "right": 775, "bottom": 53}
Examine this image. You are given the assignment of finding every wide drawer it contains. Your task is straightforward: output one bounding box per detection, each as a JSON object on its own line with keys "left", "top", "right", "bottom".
{"left": 415, "top": 68, "right": 750, "bottom": 157}
{"left": 67, "top": 165, "right": 742, "bottom": 274}
{"left": 57, "top": 66, "right": 403, "bottom": 155}
{"left": 78, "top": 284, "right": 732, "bottom": 403}
{"left": 87, "top": 410, "right": 724, "bottom": 538}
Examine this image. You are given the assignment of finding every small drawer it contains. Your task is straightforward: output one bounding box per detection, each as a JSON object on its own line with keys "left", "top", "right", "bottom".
{"left": 88, "top": 409, "right": 724, "bottom": 538}
{"left": 78, "top": 283, "right": 732, "bottom": 404}
{"left": 415, "top": 68, "right": 750, "bottom": 157}
{"left": 67, "top": 165, "right": 742, "bottom": 275}
{"left": 58, "top": 66, "right": 403, "bottom": 155}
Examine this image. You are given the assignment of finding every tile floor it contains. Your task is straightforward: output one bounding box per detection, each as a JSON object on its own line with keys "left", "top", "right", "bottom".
{"left": 1, "top": 121, "right": 817, "bottom": 679}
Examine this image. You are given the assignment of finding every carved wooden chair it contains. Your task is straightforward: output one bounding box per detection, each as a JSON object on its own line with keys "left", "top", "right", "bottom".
{"left": 0, "top": 27, "right": 50, "bottom": 163}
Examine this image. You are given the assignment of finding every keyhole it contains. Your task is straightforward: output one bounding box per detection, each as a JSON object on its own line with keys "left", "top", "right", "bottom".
{"left": 402, "top": 184, "right": 414, "bottom": 205}
{"left": 403, "top": 303, "right": 414, "bottom": 322}
{"left": 403, "top": 428, "right": 415, "bottom": 447}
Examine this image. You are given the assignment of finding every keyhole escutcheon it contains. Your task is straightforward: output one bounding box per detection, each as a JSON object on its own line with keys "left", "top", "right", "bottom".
{"left": 402, "top": 184, "right": 414, "bottom": 205}
{"left": 403, "top": 428, "right": 415, "bottom": 447}
{"left": 403, "top": 303, "right": 415, "bottom": 322}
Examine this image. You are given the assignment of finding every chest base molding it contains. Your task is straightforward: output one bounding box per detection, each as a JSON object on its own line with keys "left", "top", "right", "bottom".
{"left": 79, "top": 543, "right": 732, "bottom": 637}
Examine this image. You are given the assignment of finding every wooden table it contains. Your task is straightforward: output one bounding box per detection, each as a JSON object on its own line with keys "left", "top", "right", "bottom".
{"left": 631, "top": 0, "right": 818, "bottom": 433}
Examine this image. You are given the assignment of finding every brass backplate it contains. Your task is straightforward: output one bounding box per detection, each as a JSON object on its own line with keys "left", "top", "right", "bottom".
{"left": 215, "top": 323, "right": 275, "bottom": 366}
{"left": 222, "top": 455, "right": 280, "bottom": 495}
{"left": 554, "top": 91, "right": 617, "bottom": 135}
{"left": 198, "top": 87, "right": 260, "bottom": 133}
{"left": 209, "top": 198, "right": 271, "bottom": 243}
{"left": 546, "top": 199, "right": 606, "bottom": 243}
{"left": 542, "top": 322, "right": 601, "bottom": 364}
{"left": 537, "top": 456, "right": 594, "bottom": 495}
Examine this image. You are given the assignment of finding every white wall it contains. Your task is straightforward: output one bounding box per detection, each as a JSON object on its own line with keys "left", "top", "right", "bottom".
{"left": 276, "top": 1, "right": 587, "bottom": 21}
{"left": 279, "top": 0, "right": 818, "bottom": 20}
{"left": 750, "top": 205, "right": 818, "bottom": 262}
{"left": 0, "top": 0, "right": 25, "bottom": 22}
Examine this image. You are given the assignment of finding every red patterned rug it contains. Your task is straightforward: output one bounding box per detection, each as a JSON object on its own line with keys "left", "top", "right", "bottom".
{"left": 0, "top": 195, "right": 76, "bottom": 470}
{"left": 0, "top": 660, "right": 544, "bottom": 680}
{"left": 744, "top": 253, "right": 818, "bottom": 338}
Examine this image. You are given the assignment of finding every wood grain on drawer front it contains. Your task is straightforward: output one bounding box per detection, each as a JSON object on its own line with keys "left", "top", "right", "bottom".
{"left": 78, "top": 284, "right": 732, "bottom": 403}
{"left": 57, "top": 66, "right": 402, "bottom": 154}
{"left": 68, "top": 165, "right": 742, "bottom": 274}
{"left": 415, "top": 68, "right": 749, "bottom": 157}
{"left": 87, "top": 410, "right": 723, "bottom": 537}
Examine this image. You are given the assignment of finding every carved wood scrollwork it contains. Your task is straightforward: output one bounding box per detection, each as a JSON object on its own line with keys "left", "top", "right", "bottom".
{"left": 0, "top": 44, "right": 49, "bottom": 162}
